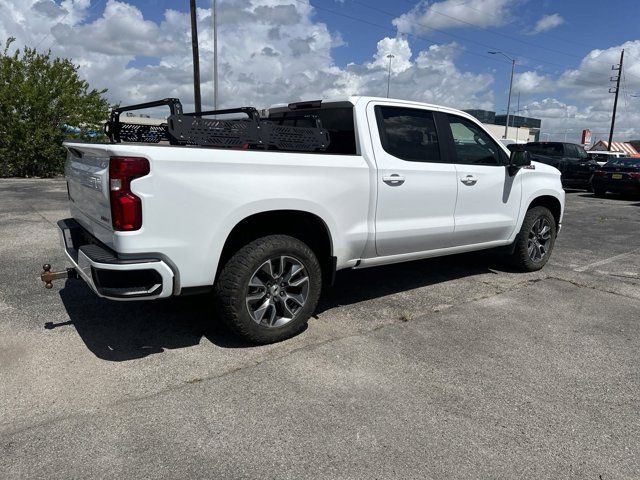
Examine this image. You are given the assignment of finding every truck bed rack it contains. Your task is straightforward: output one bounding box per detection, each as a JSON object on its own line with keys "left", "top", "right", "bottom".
{"left": 104, "top": 98, "right": 330, "bottom": 152}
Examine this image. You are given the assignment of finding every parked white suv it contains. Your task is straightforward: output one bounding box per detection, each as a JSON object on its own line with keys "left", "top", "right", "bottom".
{"left": 48, "top": 96, "right": 565, "bottom": 344}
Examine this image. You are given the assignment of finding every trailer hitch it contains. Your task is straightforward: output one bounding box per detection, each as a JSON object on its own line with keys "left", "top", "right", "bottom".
{"left": 40, "top": 264, "right": 78, "bottom": 289}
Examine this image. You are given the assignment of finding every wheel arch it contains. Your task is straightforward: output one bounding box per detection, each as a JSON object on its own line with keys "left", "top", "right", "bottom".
{"left": 215, "top": 209, "right": 335, "bottom": 285}
{"left": 526, "top": 195, "right": 562, "bottom": 229}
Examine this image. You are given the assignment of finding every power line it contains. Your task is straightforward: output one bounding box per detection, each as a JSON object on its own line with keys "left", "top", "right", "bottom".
{"left": 395, "top": 0, "right": 640, "bottom": 83}
{"left": 407, "top": 0, "right": 638, "bottom": 61}
{"left": 396, "top": 0, "right": 589, "bottom": 60}
{"left": 294, "top": 0, "right": 510, "bottom": 66}
{"left": 349, "top": 0, "right": 634, "bottom": 87}
{"left": 350, "top": 0, "right": 636, "bottom": 92}
{"left": 361, "top": 1, "right": 573, "bottom": 70}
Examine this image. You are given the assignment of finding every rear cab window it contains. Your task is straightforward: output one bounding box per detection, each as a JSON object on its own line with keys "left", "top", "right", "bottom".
{"left": 267, "top": 104, "right": 357, "bottom": 154}
{"left": 524, "top": 143, "right": 564, "bottom": 157}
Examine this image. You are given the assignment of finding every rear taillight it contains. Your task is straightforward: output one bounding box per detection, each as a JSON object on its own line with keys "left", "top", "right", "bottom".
{"left": 629, "top": 172, "right": 640, "bottom": 179}
{"left": 109, "top": 156, "right": 150, "bottom": 231}
{"left": 594, "top": 171, "right": 607, "bottom": 177}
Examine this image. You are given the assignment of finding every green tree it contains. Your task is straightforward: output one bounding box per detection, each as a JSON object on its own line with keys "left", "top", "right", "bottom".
{"left": 0, "top": 38, "right": 109, "bottom": 177}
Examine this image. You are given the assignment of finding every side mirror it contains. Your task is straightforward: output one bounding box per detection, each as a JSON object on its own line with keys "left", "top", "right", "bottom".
{"left": 508, "top": 146, "right": 531, "bottom": 175}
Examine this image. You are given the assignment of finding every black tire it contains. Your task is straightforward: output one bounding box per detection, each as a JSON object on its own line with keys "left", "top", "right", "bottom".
{"left": 593, "top": 186, "right": 607, "bottom": 198}
{"left": 213, "top": 235, "right": 322, "bottom": 345}
{"left": 510, "top": 206, "right": 557, "bottom": 272}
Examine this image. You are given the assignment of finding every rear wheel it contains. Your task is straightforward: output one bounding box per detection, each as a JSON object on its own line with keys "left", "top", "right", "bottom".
{"left": 213, "top": 235, "right": 322, "bottom": 344}
{"left": 510, "top": 206, "right": 557, "bottom": 272}
{"left": 593, "top": 186, "right": 607, "bottom": 198}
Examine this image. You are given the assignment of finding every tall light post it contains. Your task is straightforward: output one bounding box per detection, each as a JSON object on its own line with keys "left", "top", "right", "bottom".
{"left": 386, "top": 54, "right": 394, "bottom": 98}
{"left": 189, "top": 0, "right": 202, "bottom": 113}
{"left": 212, "top": 0, "right": 218, "bottom": 110}
{"left": 489, "top": 51, "right": 516, "bottom": 139}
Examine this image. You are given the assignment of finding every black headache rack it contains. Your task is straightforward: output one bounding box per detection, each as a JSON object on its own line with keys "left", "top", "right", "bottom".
{"left": 104, "top": 98, "right": 330, "bottom": 152}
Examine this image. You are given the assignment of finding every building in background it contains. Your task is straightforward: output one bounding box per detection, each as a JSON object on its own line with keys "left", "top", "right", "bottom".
{"left": 463, "top": 109, "right": 541, "bottom": 143}
{"left": 463, "top": 109, "right": 495, "bottom": 124}
{"left": 628, "top": 140, "right": 640, "bottom": 152}
{"left": 494, "top": 114, "right": 541, "bottom": 141}
{"left": 589, "top": 140, "right": 640, "bottom": 157}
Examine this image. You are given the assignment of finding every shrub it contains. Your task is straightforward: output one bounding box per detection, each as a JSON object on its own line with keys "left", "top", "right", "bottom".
{"left": 0, "top": 38, "right": 109, "bottom": 177}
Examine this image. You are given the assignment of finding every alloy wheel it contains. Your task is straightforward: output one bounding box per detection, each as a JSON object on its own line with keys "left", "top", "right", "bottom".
{"left": 245, "top": 255, "right": 310, "bottom": 328}
{"left": 527, "top": 217, "right": 552, "bottom": 262}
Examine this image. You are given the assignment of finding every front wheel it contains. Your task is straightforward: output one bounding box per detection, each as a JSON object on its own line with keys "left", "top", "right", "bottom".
{"left": 213, "top": 235, "right": 322, "bottom": 344}
{"left": 509, "top": 206, "right": 557, "bottom": 272}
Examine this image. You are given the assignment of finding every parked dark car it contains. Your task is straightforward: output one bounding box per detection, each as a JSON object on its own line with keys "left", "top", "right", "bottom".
{"left": 516, "top": 142, "right": 598, "bottom": 190}
{"left": 592, "top": 157, "right": 640, "bottom": 197}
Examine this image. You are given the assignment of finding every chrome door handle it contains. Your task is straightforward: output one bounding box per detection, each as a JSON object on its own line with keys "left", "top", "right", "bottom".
{"left": 383, "top": 174, "right": 405, "bottom": 186}
{"left": 460, "top": 175, "right": 478, "bottom": 186}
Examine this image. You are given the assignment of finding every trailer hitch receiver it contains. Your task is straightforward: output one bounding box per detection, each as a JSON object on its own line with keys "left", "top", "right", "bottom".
{"left": 40, "top": 264, "right": 78, "bottom": 289}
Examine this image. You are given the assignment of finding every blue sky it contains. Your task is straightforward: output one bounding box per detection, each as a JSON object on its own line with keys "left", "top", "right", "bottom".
{"left": 119, "top": 0, "right": 640, "bottom": 112}
{"left": 2, "top": 0, "right": 640, "bottom": 142}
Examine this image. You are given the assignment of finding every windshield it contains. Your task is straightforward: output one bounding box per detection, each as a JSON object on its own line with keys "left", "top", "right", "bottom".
{"left": 525, "top": 143, "right": 563, "bottom": 157}
{"left": 604, "top": 157, "right": 640, "bottom": 167}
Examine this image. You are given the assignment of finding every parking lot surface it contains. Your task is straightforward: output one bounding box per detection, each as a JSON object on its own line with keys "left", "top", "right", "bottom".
{"left": 1, "top": 178, "right": 639, "bottom": 479}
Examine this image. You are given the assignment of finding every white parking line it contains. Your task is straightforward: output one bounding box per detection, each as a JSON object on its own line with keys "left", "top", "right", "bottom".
{"left": 574, "top": 247, "right": 640, "bottom": 272}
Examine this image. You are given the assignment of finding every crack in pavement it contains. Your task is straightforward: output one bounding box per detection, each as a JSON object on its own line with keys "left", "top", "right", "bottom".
{"left": 1, "top": 273, "right": 610, "bottom": 439}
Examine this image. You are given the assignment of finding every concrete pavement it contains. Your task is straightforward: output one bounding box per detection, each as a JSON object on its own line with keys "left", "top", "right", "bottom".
{"left": 1, "top": 179, "right": 638, "bottom": 479}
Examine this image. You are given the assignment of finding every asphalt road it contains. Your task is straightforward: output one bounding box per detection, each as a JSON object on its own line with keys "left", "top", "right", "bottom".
{"left": 1, "top": 178, "right": 639, "bottom": 479}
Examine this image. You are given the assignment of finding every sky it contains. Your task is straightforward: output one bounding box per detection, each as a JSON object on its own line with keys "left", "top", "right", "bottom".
{"left": 1, "top": 0, "right": 640, "bottom": 143}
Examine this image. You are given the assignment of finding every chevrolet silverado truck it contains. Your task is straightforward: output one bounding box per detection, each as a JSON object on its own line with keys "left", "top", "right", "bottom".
{"left": 517, "top": 141, "right": 598, "bottom": 190}
{"left": 43, "top": 96, "right": 565, "bottom": 344}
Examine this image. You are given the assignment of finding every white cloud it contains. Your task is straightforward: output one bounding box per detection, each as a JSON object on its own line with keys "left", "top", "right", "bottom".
{"left": 513, "top": 71, "right": 555, "bottom": 94}
{"left": 393, "top": 0, "right": 513, "bottom": 34}
{"left": 366, "top": 37, "right": 413, "bottom": 74}
{"left": 0, "top": 0, "right": 495, "bottom": 113}
{"left": 2, "top": 0, "right": 639, "bottom": 142}
{"left": 528, "top": 13, "right": 564, "bottom": 35}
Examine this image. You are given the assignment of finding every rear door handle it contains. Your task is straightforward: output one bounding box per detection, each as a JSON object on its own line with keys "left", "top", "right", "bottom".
{"left": 382, "top": 174, "right": 405, "bottom": 186}
{"left": 460, "top": 175, "right": 478, "bottom": 186}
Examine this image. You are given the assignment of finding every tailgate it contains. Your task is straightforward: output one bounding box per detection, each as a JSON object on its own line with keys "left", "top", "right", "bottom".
{"left": 64, "top": 145, "right": 114, "bottom": 246}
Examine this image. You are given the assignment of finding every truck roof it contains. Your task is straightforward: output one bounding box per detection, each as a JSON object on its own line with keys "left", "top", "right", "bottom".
{"left": 268, "top": 96, "right": 474, "bottom": 118}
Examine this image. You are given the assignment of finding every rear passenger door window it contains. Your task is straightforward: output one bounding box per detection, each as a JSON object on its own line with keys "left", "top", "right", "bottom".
{"left": 565, "top": 144, "right": 579, "bottom": 158}
{"left": 375, "top": 106, "right": 442, "bottom": 162}
{"left": 447, "top": 115, "right": 506, "bottom": 166}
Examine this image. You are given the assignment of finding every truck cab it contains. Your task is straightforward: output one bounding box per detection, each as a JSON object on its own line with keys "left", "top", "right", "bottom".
{"left": 518, "top": 141, "right": 598, "bottom": 189}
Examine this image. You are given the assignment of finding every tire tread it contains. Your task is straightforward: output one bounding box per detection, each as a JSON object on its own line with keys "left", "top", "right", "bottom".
{"left": 213, "top": 235, "right": 321, "bottom": 344}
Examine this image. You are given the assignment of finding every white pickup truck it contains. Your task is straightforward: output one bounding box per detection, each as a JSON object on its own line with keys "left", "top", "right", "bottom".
{"left": 46, "top": 96, "right": 564, "bottom": 344}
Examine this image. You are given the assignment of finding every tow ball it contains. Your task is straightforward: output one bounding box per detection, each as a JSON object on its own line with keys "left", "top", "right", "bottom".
{"left": 40, "top": 264, "right": 78, "bottom": 289}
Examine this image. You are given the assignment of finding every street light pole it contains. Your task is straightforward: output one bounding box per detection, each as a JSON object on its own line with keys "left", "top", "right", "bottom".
{"left": 489, "top": 51, "right": 516, "bottom": 139}
{"left": 212, "top": 0, "right": 218, "bottom": 110}
{"left": 189, "top": 0, "right": 202, "bottom": 113}
{"left": 386, "top": 54, "right": 394, "bottom": 98}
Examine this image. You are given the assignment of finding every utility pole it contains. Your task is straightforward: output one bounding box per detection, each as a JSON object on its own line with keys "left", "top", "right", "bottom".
{"left": 607, "top": 49, "right": 624, "bottom": 151}
{"left": 515, "top": 92, "right": 520, "bottom": 143}
{"left": 386, "top": 54, "right": 394, "bottom": 98}
{"left": 190, "top": 0, "right": 202, "bottom": 113}
{"left": 505, "top": 58, "right": 515, "bottom": 139}
{"left": 212, "top": 0, "right": 218, "bottom": 110}
{"left": 488, "top": 51, "right": 516, "bottom": 139}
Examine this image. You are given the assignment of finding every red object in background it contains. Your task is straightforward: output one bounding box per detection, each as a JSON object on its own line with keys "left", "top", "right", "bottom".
{"left": 581, "top": 129, "right": 592, "bottom": 145}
